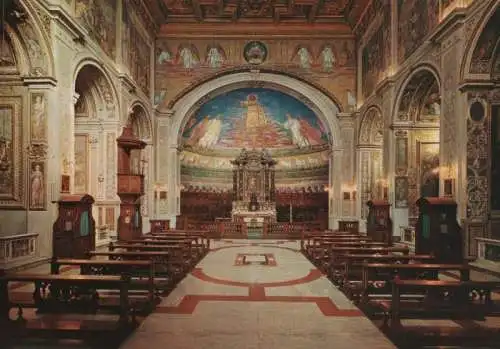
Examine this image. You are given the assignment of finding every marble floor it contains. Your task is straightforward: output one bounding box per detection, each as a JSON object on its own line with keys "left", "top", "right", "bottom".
{"left": 119, "top": 239, "right": 396, "bottom": 349}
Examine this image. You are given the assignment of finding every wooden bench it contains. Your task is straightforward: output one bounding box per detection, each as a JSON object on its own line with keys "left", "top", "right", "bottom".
{"left": 148, "top": 231, "right": 210, "bottom": 251}
{"left": 376, "top": 279, "right": 500, "bottom": 330}
{"left": 338, "top": 254, "right": 435, "bottom": 293}
{"left": 87, "top": 251, "right": 185, "bottom": 288}
{"left": 357, "top": 263, "right": 470, "bottom": 305}
{"left": 0, "top": 273, "right": 134, "bottom": 345}
{"left": 50, "top": 258, "right": 157, "bottom": 310}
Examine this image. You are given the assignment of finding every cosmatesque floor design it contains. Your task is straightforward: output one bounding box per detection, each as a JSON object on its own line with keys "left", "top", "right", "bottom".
{"left": 119, "top": 239, "right": 396, "bottom": 349}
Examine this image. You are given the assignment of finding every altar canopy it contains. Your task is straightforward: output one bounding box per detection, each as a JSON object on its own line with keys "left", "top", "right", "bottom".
{"left": 231, "top": 149, "right": 277, "bottom": 225}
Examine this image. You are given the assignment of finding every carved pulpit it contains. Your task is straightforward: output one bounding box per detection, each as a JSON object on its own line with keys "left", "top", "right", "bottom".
{"left": 231, "top": 149, "right": 277, "bottom": 235}
{"left": 116, "top": 125, "right": 146, "bottom": 241}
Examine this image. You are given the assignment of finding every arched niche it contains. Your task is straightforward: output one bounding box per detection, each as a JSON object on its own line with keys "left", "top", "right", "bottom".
{"left": 161, "top": 71, "right": 343, "bottom": 227}
{"left": 357, "top": 106, "right": 384, "bottom": 220}
{"left": 127, "top": 103, "right": 153, "bottom": 141}
{"left": 463, "top": 2, "right": 500, "bottom": 77}
{"left": 393, "top": 67, "right": 441, "bottom": 222}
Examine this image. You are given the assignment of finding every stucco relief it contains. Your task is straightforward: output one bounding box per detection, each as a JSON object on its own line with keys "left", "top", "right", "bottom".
{"left": 441, "top": 44, "right": 459, "bottom": 176}
{"left": 360, "top": 151, "right": 370, "bottom": 218}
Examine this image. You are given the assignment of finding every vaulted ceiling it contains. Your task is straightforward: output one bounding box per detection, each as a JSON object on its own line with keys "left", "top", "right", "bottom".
{"left": 146, "top": 0, "right": 371, "bottom": 31}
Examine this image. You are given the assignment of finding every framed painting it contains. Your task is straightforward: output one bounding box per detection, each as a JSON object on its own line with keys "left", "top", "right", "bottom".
{"left": 30, "top": 92, "right": 47, "bottom": 142}
{"left": 74, "top": 134, "right": 89, "bottom": 194}
{"left": 395, "top": 137, "right": 408, "bottom": 170}
{"left": 0, "top": 97, "right": 24, "bottom": 208}
{"left": 61, "top": 174, "right": 70, "bottom": 193}
{"left": 394, "top": 176, "right": 409, "bottom": 208}
{"left": 29, "top": 161, "right": 46, "bottom": 211}
{"left": 417, "top": 141, "right": 440, "bottom": 197}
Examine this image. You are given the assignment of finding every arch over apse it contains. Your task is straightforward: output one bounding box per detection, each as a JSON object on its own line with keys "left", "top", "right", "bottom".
{"left": 165, "top": 66, "right": 344, "bottom": 112}
{"left": 167, "top": 71, "right": 343, "bottom": 150}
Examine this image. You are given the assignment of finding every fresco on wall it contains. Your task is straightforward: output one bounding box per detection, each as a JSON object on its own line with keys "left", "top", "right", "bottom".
{"left": 397, "top": 0, "right": 439, "bottom": 62}
{"left": 122, "top": 3, "right": 151, "bottom": 95}
{"left": 182, "top": 88, "right": 329, "bottom": 151}
{"left": 154, "top": 39, "right": 356, "bottom": 109}
{"left": 75, "top": 0, "right": 116, "bottom": 59}
{"left": 362, "top": 5, "right": 390, "bottom": 98}
{"left": 418, "top": 142, "right": 440, "bottom": 197}
{"left": 470, "top": 8, "right": 500, "bottom": 74}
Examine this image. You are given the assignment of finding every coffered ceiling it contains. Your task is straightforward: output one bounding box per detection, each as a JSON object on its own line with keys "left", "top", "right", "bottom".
{"left": 145, "top": 0, "right": 371, "bottom": 33}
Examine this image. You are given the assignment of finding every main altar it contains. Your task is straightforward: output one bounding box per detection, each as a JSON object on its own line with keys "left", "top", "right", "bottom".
{"left": 231, "top": 149, "right": 277, "bottom": 236}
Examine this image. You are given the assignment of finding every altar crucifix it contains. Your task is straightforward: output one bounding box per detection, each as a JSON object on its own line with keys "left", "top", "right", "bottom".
{"left": 231, "top": 148, "right": 277, "bottom": 225}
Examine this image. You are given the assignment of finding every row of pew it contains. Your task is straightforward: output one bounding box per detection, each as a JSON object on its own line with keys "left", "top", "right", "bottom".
{"left": 0, "top": 229, "right": 210, "bottom": 347}
{"left": 301, "top": 231, "right": 500, "bottom": 347}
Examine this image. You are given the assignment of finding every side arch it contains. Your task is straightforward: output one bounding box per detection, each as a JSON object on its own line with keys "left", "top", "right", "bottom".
{"left": 359, "top": 106, "right": 383, "bottom": 145}
{"left": 72, "top": 57, "right": 120, "bottom": 117}
{"left": 393, "top": 64, "right": 441, "bottom": 122}
{"left": 461, "top": 0, "right": 500, "bottom": 78}
{"left": 127, "top": 100, "right": 153, "bottom": 140}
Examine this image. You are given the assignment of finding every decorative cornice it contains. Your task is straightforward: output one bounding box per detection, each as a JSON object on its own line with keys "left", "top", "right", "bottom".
{"left": 22, "top": 76, "right": 57, "bottom": 87}
{"left": 428, "top": 8, "right": 467, "bottom": 44}
{"left": 458, "top": 80, "right": 496, "bottom": 92}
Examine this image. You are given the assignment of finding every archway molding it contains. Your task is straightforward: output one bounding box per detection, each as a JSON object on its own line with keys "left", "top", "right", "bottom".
{"left": 461, "top": 0, "right": 500, "bottom": 79}
{"left": 128, "top": 101, "right": 153, "bottom": 141}
{"left": 359, "top": 105, "right": 383, "bottom": 145}
{"left": 168, "top": 71, "right": 342, "bottom": 150}
{"left": 393, "top": 64, "right": 441, "bottom": 122}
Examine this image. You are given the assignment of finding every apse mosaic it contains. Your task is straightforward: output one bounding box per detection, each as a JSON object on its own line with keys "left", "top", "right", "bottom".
{"left": 181, "top": 88, "right": 329, "bottom": 151}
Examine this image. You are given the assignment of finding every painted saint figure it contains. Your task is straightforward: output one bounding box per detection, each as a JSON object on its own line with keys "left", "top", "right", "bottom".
{"left": 178, "top": 46, "right": 199, "bottom": 69}
{"left": 240, "top": 94, "right": 270, "bottom": 130}
{"left": 206, "top": 46, "right": 224, "bottom": 68}
{"left": 198, "top": 116, "right": 222, "bottom": 148}
{"left": 321, "top": 46, "right": 336, "bottom": 72}
{"left": 283, "top": 114, "right": 309, "bottom": 148}
{"left": 297, "top": 47, "right": 312, "bottom": 69}
{"left": 31, "top": 94, "right": 46, "bottom": 140}
{"left": 31, "top": 164, "right": 44, "bottom": 208}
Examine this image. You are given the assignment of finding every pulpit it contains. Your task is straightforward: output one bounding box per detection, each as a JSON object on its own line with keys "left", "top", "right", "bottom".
{"left": 116, "top": 125, "right": 146, "bottom": 241}
{"left": 231, "top": 149, "right": 277, "bottom": 237}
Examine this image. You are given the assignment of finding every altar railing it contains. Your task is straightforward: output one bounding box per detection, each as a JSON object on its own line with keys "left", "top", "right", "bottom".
{"left": 0, "top": 233, "right": 38, "bottom": 269}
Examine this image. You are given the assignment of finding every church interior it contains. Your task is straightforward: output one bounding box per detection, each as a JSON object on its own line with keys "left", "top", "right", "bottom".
{"left": 2, "top": 0, "right": 500, "bottom": 348}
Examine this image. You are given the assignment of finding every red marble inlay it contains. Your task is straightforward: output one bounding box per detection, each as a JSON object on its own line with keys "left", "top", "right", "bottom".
{"left": 191, "top": 267, "right": 322, "bottom": 288}
{"left": 155, "top": 293, "right": 362, "bottom": 317}
{"left": 234, "top": 253, "right": 277, "bottom": 266}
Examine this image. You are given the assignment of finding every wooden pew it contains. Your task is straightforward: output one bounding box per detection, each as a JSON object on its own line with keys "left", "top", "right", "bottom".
{"left": 148, "top": 230, "right": 210, "bottom": 251}
{"left": 379, "top": 279, "right": 500, "bottom": 331}
{"left": 0, "top": 273, "right": 134, "bottom": 344}
{"left": 326, "top": 246, "right": 410, "bottom": 277}
{"left": 358, "top": 263, "right": 470, "bottom": 305}
{"left": 338, "top": 254, "right": 435, "bottom": 294}
{"left": 303, "top": 236, "right": 373, "bottom": 259}
{"left": 87, "top": 251, "right": 184, "bottom": 289}
{"left": 50, "top": 258, "right": 157, "bottom": 310}
{"left": 138, "top": 236, "right": 207, "bottom": 258}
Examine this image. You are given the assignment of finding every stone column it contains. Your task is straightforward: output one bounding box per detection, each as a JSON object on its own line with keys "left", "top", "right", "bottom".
{"left": 329, "top": 149, "right": 343, "bottom": 229}
{"left": 155, "top": 109, "right": 173, "bottom": 224}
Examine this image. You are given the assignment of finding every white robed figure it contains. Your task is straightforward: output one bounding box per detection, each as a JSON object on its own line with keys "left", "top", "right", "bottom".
{"left": 179, "top": 47, "right": 198, "bottom": 69}
{"left": 297, "top": 47, "right": 312, "bottom": 69}
{"left": 321, "top": 46, "right": 336, "bottom": 72}
{"left": 283, "top": 114, "right": 309, "bottom": 148}
{"left": 207, "top": 46, "right": 224, "bottom": 68}
{"left": 198, "top": 116, "right": 222, "bottom": 148}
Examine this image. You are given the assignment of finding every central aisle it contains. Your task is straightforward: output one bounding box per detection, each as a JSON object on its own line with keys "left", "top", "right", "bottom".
{"left": 120, "top": 239, "right": 396, "bottom": 349}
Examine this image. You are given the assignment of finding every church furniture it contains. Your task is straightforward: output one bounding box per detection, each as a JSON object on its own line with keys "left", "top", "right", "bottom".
{"left": 50, "top": 258, "right": 157, "bottom": 309}
{"left": 52, "top": 194, "right": 96, "bottom": 259}
{"left": 366, "top": 200, "right": 393, "bottom": 246}
{"left": 358, "top": 263, "right": 470, "bottom": 306}
{"left": 230, "top": 149, "right": 277, "bottom": 237}
{"left": 376, "top": 279, "right": 500, "bottom": 332}
{"left": 415, "top": 197, "right": 463, "bottom": 263}
{"left": 338, "top": 220, "right": 360, "bottom": 234}
{"left": 0, "top": 273, "right": 134, "bottom": 344}
{"left": 326, "top": 246, "right": 410, "bottom": 280}
{"left": 116, "top": 125, "right": 147, "bottom": 241}
{"left": 339, "top": 254, "right": 436, "bottom": 296}
{"left": 149, "top": 219, "right": 170, "bottom": 233}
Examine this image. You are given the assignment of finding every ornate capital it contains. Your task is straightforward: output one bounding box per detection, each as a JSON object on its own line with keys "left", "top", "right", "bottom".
{"left": 27, "top": 143, "right": 48, "bottom": 161}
